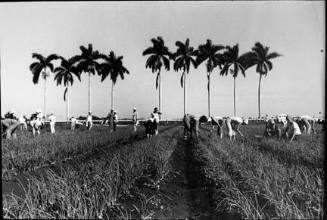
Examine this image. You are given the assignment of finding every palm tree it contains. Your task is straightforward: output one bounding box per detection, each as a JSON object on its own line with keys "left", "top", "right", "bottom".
{"left": 30, "top": 53, "right": 59, "bottom": 117}
{"left": 220, "top": 44, "right": 252, "bottom": 116}
{"left": 53, "top": 56, "right": 81, "bottom": 121}
{"left": 195, "top": 39, "right": 224, "bottom": 118}
{"left": 99, "top": 51, "right": 130, "bottom": 110}
{"left": 142, "top": 36, "right": 173, "bottom": 116}
{"left": 173, "top": 38, "right": 197, "bottom": 115}
{"left": 74, "top": 43, "right": 101, "bottom": 113}
{"left": 250, "top": 42, "right": 281, "bottom": 118}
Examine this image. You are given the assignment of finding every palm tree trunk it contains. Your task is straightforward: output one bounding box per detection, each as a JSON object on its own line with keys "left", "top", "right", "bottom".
{"left": 44, "top": 69, "right": 47, "bottom": 118}
{"left": 258, "top": 74, "right": 262, "bottom": 118}
{"left": 184, "top": 71, "right": 186, "bottom": 116}
{"left": 159, "top": 70, "right": 162, "bottom": 120}
{"left": 66, "top": 86, "right": 69, "bottom": 122}
{"left": 88, "top": 72, "right": 91, "bottom": 113}
{"left": 208, "top": 73, "right": 211, "bottom": 118}
{"left": 111, "top": 81, "right": 114, "bottom": 110}
{"left": 233, "top": 76, "right": 236, "bottom": 116}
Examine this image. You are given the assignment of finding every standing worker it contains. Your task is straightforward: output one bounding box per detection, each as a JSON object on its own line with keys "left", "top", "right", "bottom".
{"left": 113, "top": 111, "right": 118, "bottom": 132}
{"left": 70, "top": 116, "right": 77, "bottom": 130}
{"left": 152, "top": 107, "right": 162, "bottom": 135}
{"left": 108, "top": 109, "right": 114, "bottom": 132}
{"left": 86, "top": 112, "right": 93, "bottom": 130}
{"left": 48, "top": 113, "right": 56, "bottom": 134}
{"left": 132, "top": 107, "right": 138, "bottom": 132}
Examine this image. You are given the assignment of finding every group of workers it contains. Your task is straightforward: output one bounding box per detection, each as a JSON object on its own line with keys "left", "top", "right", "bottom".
{"left": 1, "top": 106, "right": 157, "bottom": 139}
{"left": 264, "top": 115, "right": 316, "bottom": 142}
{"left": 183, "top": 114, "right": 319, "bottom": 142}
{"left": 1, "top": 107, "right": 321, "bottom": 143}
{"left": 1, "top": 109, "right": 57, "bottom": 139}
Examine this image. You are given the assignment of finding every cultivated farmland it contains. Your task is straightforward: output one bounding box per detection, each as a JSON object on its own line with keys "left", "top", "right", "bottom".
{"left": 2, "top": 123, "right": 324, "bottom": 219}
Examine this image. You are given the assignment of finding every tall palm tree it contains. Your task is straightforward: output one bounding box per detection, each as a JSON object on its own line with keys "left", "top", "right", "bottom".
{"left": 30, "top": 53, "right": 59, "bottom": 117}
{"left": 173, "top": 38, "right": 197, "bottom": 115}
{"left": 195, "top": 39, "right": 224, "bottom": 118}
{"left": 142, "top": 36, "right": 173, "bottom": 116}
{"left": 53, "top": 56, "right": 81, "bottom": 121}
{"left": 250, "top": 42, "right": 281, "bottom": 118}
{"left": 74, "top": 43, "right": 101, "bottom": 113}
{"left": 220, "top": 44, "right": 252, "bottom": 116}
{"left": 99, "top": 51, "right": 130, "bottom": 110}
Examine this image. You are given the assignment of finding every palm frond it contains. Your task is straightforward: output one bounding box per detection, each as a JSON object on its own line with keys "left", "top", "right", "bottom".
{"left": 32, "top": 53, "right": 45, "bottom": 62}
{"left": 267, "top": 52, "right": 282, "bottom": 60}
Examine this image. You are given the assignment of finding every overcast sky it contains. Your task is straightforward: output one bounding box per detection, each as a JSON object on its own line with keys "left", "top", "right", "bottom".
{"left": 0, "top": 1, "right": 325, "bottom": 120}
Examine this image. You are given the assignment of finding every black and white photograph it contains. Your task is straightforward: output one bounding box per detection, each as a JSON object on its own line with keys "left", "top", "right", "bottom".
{"left": 0, "top": 1, "right": 325, "bottom": 219}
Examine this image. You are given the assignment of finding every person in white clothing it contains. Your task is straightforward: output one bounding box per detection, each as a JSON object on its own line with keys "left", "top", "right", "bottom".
{"left": 113, "top": 111, "right": 118, "bottom": 132}
{"left": 152, "top": 107, "right": 162, "bottom": 135}
{"left": 86, "top": 112, "right": 93, "bottom": 130}
{"left": 48, "top": 113, "right": 56, "bottom": 134}
{"left": 70, "top": 116, "right": 77, "bottom": 130}
{"left": 132, "top": 108, "right": 138, "bottom": 132}
{"left": 28, "top": 110, "right": 44, "bottom": 136}
{"left": 211, "top": 116, "right": 224, "bottom": 139}
{"left": 225, "top": 117, "right": 244, "bottom": 141}
{"left": 183, "top": 114, "right": 199, "bottom": 141}
{"left": 299, "top": 115, "right": 316, "bottom": 134}
{"left": 285, "top": 115, "right": 301, "bottom": 142}
{"left": 18, "top": 115, "right": 28, "bottom": 131}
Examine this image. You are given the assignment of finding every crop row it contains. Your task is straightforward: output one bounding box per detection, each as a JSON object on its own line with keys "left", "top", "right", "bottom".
{"left": 196, "top": 129, "right": 323, "bottom": 219}
{"left": 3, "top": 126, "right": 181, "bottom": 219}
{"left": 2, "top": 124, "right": 175, "bottom": 180}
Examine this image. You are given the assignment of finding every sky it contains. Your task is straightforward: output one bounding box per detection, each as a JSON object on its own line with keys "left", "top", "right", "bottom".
{"left": 0, "top": 1, "right": 325, "bottom": 121}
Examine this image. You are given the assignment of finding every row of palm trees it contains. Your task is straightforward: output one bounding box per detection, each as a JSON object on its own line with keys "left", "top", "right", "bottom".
{"left": 143, "top": 37, "right": 281, "bottom": 118}
{"left": 30, "top": 38, "right": 281, "bottom": 120}
{"left": 30, "top": 44, "right": 129, "bottom": 120}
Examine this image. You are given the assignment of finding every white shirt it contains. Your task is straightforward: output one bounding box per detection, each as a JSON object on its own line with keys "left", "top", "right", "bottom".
{"left": 48, "top": 115, "right": 56, "bottom": 124}
{"left": 153, "top": 113, "right": 160, "bottom": 123}
{"left": 71, "top": 118, "right": 77, "bottom": 123}
{"left": 230, "top": 116, "right": 243, "bottom": 124}
{"left": 300, "top": 115, "right": 314, "bottom": 121}
{"left": 287, "top": 121, "right": 301, "bottom": 135}
{"left": 86, "top": 115, "right": 92, "bottom": 123}
{"left": 18, "top": 115, "right": 26, "bottom": 124}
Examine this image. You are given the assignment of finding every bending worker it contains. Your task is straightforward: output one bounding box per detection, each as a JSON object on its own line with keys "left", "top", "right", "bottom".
{"left": 285, "top": 115, "right": 301, "bottom": 142}
{"left": 225, "top": 116, "right": 245, "bottom": 141}
{"left": 299, "top": 115, "right": 316, "bottom": 134}
{"left": 183, "top": 114, "right": 199, "bottom": 141}
{"left": 211, "top": 116, "right": 224, "bottom": 139}
{"left": 264, "top": 118, "right": 282, "bottom": 140}
{"left": 1, "top": 110, "right": 20, "bottom": 139}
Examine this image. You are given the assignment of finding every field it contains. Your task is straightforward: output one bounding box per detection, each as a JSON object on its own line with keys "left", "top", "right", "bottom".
{"left": 2, "top": 123, "right": 324, "bottom": 219}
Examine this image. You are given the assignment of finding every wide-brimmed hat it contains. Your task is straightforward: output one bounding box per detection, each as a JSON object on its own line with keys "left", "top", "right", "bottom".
{"left": 9, "top": 110, "right": 15, "bottom": 114}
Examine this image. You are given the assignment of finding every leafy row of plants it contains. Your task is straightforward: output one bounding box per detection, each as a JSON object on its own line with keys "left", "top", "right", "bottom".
{"left": 3, "top": 126, "right": 180, "bottom": 219}
{"left": 2, "top": 124, "right": 175, "bottom": 180}
{"left": 198, "top": 129, "right": 323, "bottom": 219}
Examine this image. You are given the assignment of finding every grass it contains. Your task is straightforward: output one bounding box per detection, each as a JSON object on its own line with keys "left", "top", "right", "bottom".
{"left": 2, "top": 126, "right": 180, "bottom": 219}
{"left": 196, "top": 124, "right": 324, "bottom": 219}
{"left": 2, "top": 123, "right": 324, "bottom": 219}
{"left": 2, "top": 124, "right": 175, "bottom": 180}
